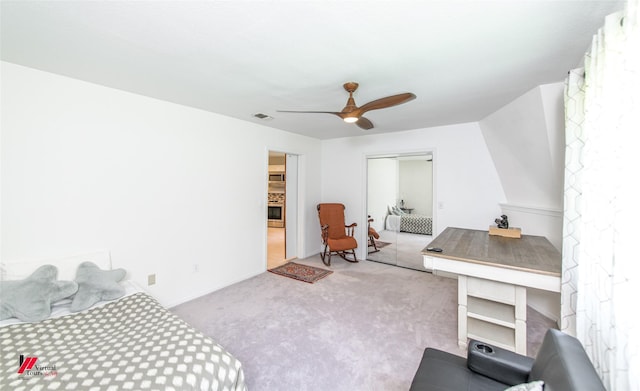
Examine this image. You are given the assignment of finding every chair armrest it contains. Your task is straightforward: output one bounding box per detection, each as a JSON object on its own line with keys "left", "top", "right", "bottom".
{"left": 467, "top": 340, "right": 534, "bottom": 386}
{"left": 320, "top": 224, "right": 329, "bottom": 241}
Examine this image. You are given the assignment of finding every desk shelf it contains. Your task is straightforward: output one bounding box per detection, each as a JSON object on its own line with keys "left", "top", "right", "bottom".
{"left": 467, "top": 318, "right": 516, "bottom": 351}
{"left": 459, "top": 275, "right": 527, "bottom": 354}
{"left": 467, "top": 296, "right": 516, "bottom": 329}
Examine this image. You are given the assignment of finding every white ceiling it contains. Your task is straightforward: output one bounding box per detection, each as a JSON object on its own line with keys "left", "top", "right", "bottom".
{"left": 1, "top": 1, "right": 625, "bottom": 140}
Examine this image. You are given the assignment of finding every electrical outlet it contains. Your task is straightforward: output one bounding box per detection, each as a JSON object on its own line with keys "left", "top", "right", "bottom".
{"left": 148, "top": 274, "right": 156, "bottom": 286}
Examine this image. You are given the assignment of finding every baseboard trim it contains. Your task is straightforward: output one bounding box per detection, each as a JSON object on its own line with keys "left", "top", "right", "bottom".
{"left": 167, "top": 270, "right": 262, "bottom": 309}
{"left": 500, "top": 203, "right": 562, "bottom": 217}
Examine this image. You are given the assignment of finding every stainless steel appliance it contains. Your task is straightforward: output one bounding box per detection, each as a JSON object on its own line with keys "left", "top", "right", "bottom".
{"left": 268, "top": 193, "right": 285, "bottom": 228}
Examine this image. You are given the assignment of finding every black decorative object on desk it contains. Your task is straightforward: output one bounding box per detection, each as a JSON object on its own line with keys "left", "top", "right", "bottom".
{"left": 494, "top": 214, "right": 509, "bottom": 229}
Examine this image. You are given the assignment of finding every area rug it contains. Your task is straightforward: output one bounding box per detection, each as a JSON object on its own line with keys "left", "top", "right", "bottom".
{"left": 375, "top": 240, "right": 392, "bottom": 249}
{"left": 268, "top": 262, "right": 333, "bottom": 283}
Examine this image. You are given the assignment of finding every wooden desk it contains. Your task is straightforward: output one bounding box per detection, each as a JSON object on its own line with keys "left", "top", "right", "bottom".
{"left": 422, "top": 227, "right": 561, "bottom": 354}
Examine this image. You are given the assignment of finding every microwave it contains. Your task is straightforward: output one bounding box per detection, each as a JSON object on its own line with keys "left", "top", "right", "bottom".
{"left": 269, "top": 173, "right": 285, "bottom": 182}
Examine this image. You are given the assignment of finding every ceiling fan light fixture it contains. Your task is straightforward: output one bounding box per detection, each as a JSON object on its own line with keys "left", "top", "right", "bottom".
{"left": 343, "top": 116, "right": 359, "bottom": 123}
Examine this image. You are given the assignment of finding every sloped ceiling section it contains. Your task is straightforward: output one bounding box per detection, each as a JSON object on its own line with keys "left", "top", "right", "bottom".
{"left": 479, "top": 83, "right": 565, "bottom": 210}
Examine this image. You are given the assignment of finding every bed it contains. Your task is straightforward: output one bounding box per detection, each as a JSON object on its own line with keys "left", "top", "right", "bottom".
{"left": 385, "top": 208, "right": 433, "bottom": 235}
{"left": 0, "top": 251, "right": 246, "bottom": 391}
{"left": 398, "top": 214, "right": 433, "bottom": 235}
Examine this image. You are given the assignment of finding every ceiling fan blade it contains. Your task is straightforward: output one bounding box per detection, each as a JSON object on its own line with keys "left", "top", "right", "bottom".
{"left": 277, "top": 110, "right": 341, "bottom": 115}
{"left": 356, "top": 117, "right": 374, "bottom": 130}
{"left": 358, "top": 93, "right": 416, "bottom": 114}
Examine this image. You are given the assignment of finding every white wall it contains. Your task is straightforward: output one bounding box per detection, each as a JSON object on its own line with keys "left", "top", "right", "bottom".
{"left": 1, "top": 62, "right": 322, "bottom": 307}
{"left": 321, "top": 123, "right": 506, "bottom": 260}
{"left": 479, "top": 83, "right": 565, "bottom": 249}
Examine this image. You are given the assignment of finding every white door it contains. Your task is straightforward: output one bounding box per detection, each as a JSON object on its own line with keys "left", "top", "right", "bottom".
{"left": 285, "top": 154, "right": 298, "bottom": 259}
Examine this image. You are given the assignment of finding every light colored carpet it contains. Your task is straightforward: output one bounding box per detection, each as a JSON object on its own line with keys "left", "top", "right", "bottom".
{"left": 171, "top": 256, "right": 556, "bottom": 391}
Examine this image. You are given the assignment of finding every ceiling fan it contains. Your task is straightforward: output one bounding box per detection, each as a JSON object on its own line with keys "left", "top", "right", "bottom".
{"left": 278, "top": 82, "right": 416, "bottom": 130}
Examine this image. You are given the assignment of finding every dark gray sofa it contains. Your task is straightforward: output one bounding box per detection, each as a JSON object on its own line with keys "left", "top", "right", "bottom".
{"left": 410, "top": 329, "right": 605, "bottom": 391}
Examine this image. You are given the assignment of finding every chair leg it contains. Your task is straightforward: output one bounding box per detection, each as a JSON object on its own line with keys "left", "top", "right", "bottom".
{"left": 368, "top": 236, "right": 379, "bottom": 253}
{"left": 321, "top": 244, "right": 331, "bottom": 266}
{"left": 350, "top": 249, "right": 358, "bottom": 263}
{"left": 338, "top": 249, "right": 358, "bottom": 263}
{"left": 324, "top": 247, "right": 359, "bottom": 265}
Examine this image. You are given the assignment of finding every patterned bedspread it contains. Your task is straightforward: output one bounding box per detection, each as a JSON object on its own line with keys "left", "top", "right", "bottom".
{"left": 0, "top": 293, "right": 246, "bottom": 391}
{"left": 400, "top": 214, "right": 433, "bottom": 235}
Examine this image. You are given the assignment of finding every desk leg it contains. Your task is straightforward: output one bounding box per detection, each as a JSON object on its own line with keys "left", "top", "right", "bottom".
{"left": 515, "top": 286, "right": 527, "bottom": 355}
{"left": 457, "top": 275, "right": 468, "bottom": 349}
{"left": 423, "top": 255, "right": 434, "bottom": 272}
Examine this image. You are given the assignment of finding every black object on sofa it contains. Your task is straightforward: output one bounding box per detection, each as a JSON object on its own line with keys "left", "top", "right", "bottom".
{"left": 410, "top": 329, "right": 605, "bottom": 391}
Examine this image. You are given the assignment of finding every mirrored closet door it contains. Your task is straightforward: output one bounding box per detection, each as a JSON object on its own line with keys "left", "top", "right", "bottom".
{"left": 366, "top": 153, "right": 434, "bottom": 271}
{"left": 367, "top": 157, "right": 399, "bottom": 265}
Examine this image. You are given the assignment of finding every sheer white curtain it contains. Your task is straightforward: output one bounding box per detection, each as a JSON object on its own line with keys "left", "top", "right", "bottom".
{"left": 562, "top": 1, "right": 640, "bottom": 390}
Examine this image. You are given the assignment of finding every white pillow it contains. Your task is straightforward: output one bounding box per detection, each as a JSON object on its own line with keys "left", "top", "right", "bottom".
{"left": 392, "top": 206, "right": 406, "bottom": 215}
{"left": 388, "top": 206, "right": 401, "bottom": 216}
{"left": 504, "top": 380, "right": 544, "bottom": 391}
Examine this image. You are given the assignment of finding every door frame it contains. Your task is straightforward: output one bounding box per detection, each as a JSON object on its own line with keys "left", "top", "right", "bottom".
{"left": 265, "top": 149, "right": 303, "bottom": 270}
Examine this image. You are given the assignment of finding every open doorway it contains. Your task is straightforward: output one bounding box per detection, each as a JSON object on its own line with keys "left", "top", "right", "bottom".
{"left": 366, "top": 152, "right": 434, "bottom": 271}
{"left": 267, "top": 151, "right": 298, "bottom": 269}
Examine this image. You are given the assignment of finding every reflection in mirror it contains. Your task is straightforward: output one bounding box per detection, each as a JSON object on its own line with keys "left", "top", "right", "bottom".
{"left": 366, "top": 153, "right": 434, "bottom": 271}
{"left": 367, "top": 157, "right": 398, "bottom": 265}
